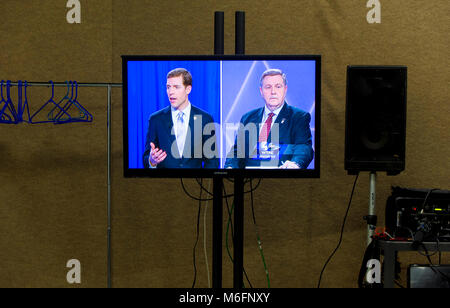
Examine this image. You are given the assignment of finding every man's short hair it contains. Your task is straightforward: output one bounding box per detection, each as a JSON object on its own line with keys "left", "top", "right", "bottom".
{"left": 259, "top": 69, "right": 287, "bottom": 87}
{"left": 167, "top": 68, "right": 192, "bottom": 87}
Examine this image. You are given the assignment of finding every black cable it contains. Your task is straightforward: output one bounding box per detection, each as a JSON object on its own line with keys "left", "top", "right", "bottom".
{"left": 181, "top": 178, "right": 214, "bottom": 201}
{"left": 412, "top": 188, "right": 450, "bottom": 285}
{"left": 223, "top": 184, "right": 253, "bottom": 288}
{"left": 417, "top": 240, "right": 450, "bottom": 284}
{"left": 180, "top": 177, "right": 264, "bottom": 288}
{"left": 191, "top": 178, "right": 203, "bottom": 288}
{"left": 246, "top": 178, "right": 262, "bottom": 194}
{"left": 249, "top": 179, "right": 257, "bottom": 224}
{"left": 225, "top": 177, "right": 235, "bottom": 183}
{"left": 418, "top": 188, "right": 439, "bottom": 214}
{"left": 195, "top": 178, "right": 214, "bottom": 197}
{"left": 394, "top": 279, "right": 405, "bottom": 288}
{"left": 250, "top": 178, "right": 270, "bottom": 288}
{"left": 317, "top": 173, "right": 359, "bottom": 288}
{"left": 188, "top": 178, "right": 263, "bottom": 200}
{"left": 223, "top": 184, "right": 235, "bottom": 258}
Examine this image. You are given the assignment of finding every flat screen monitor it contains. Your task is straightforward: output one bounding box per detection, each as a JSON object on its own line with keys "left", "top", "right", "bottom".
{"left": 122, "top": 55, "right": 321, "bottom": 178}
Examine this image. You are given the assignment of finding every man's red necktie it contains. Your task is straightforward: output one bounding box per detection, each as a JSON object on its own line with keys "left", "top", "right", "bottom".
{"left": 259, "top": 112, "right": 275, "bottom": 143}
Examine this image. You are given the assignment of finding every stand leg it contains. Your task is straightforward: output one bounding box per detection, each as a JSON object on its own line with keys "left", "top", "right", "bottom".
{"left": 107, "top": 85, "right": 112, "bottom": 288}
{"left": 367, "top": 172, "right": 377, "bottom": 246}
{"left": 383, "top": 246, "right": 395, "bottom": 288}
{"left": 212, "top": 176, "right": 223, "bottom": 288}
{"left": 232, "top": 11, "right": 245, "bottom": 288}
{"left": 212, "top": 10, "right": 225, "bottom": 289}
{"left": 233, "top": 176, "right": 244, "bottom": 288}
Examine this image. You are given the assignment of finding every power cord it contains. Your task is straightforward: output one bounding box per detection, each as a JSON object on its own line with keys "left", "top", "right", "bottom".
{"left": 317, "top": 173, "right": 359, "bottom": 288}
{"left": 181, "top": 178, "right": 213, "bottom": 201}
{"left": 415, "top": 240, "right": 450, "bottom": 285}
{"left": 181, "top": 177, "right": 264, "bottom": 288}
{"left": 203, "top": 179, "right": 212, "bottom": 288}
{"left": 223, "top": 183, "right": 253, "bottom": 288}
{"left": 418, "top": 188, "right": 440, "bottom": 214}
{"left": 249, "top": 178, "right": 270, "bottom": 288}
{"left": 193, "top": 177, "right": 263, "bottom": 197}
{"left": 191, "top": 178, "right": 203, "bottom": 288}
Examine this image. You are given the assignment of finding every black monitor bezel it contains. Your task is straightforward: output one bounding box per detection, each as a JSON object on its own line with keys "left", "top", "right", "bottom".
{"left": 122, "top": 54, "right": 321, "bottom": 178}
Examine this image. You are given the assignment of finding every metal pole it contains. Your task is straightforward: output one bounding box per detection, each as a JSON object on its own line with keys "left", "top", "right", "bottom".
{"left": 212, "top": 11, "right": 225, "bottom": 289}
{"left": 235, "top": 11, "right": 245, "bottom": 55}
{"left": 368, "top": 172, "right": 377, "bottom": 246}
{"left": 214, "top": 11, "right": 224, "bottom": 55}
{"left": 212, "top": 175, "right": 223, "bottom": 288}
{"left": 8, "top": 81, "right": 122, "bottom": 88}
{"left": 107, "top": 84, "right": 112, "bottom": 288}
{"left": 233, "top": 176, "right": 244, "bottom": 288}
{"left": 233, "top": 10, "right": 245, "bottom": 288}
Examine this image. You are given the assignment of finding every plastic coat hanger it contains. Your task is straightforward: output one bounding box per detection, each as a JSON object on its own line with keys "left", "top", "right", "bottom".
{"left": 54, "top": 81, "right": 92, "bottom": 124}
{"left": 16, "top": 81, "right": 22, "bottom": 121}
{"left": 16, "top": 80, "right": 27, "bottom": 123}
{"left": 0, "top": 80, "right": 19, "bottom": 124}
{"left": 20, "top": 81, "right": 32, "bottom": 123}
{"left": 29, "top": 81, "right": 71, "bottom": 124}
{"left": 54, "top": 81, "right": 77, "bottom": 123}
{"left": 47, "top": 81, "right": 73, "bottom": 122}
{"left": 53, "top": 81, "right": 80, "bottom": 123}
{"left": 71, "top": 81, "right": 93, "bottom": 122}
{"left": 0, "top": 80, "right": 10, "bottom": 122}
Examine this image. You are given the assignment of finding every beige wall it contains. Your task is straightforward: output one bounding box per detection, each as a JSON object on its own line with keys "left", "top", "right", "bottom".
{"left": 0, "top": 0, "right": 448, "bottom": 288}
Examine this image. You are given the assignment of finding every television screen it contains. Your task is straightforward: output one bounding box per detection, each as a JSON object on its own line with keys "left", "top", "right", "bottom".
{"left": 122, "top": 55, "right": 321, "bottom": 178}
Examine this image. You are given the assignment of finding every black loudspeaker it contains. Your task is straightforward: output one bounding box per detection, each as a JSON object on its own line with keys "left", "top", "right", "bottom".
{"left": 345, "top": 66, "right": 407, "bottom": 175}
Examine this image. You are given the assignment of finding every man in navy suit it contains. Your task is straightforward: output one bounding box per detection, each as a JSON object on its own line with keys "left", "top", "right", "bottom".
{"left": 143, "top": 68, "right": 219, "bottom": 168}
{"left": 224, "top": 68, "right": 314, "bottom": 169}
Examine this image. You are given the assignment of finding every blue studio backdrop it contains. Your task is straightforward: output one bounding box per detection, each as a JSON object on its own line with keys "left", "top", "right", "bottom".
{"left": 127, "top": 60, "right": 221, "bottom": 168}
{"left": 221, "top": 60, "right": 316, "bottom": 169}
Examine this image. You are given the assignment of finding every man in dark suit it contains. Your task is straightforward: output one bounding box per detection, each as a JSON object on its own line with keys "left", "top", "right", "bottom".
{"left": 143, "top": 68, "right": 219, "bottom": 168}
{"left": 224, "top": 68, "right": 314, "bottom": 169}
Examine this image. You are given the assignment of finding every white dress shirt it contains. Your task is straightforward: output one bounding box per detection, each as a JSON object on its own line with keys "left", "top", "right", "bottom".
{"left": 260, "top": 102, "right": 284, "bottom": 132}
{"left": 172, "top": 102, "right": 191, "bottom": 157}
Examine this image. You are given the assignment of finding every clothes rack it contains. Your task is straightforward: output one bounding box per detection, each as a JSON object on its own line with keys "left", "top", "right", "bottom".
{"left": 2, "top": 81, "right": 122, "bottom": 288}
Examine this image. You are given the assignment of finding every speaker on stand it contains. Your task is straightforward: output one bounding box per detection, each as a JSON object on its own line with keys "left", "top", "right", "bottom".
{"left": 345, "top": 65, "right": 407, "bottom": 248}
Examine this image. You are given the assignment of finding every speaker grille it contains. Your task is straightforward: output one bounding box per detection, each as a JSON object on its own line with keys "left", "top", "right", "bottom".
{"left": 345, "top": 66, "right": 407, "bottom": 175}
